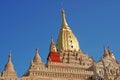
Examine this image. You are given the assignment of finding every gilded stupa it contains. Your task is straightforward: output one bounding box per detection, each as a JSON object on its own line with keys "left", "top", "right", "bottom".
{"left": 57, "top": 9, "right": 80, "bottom": 52}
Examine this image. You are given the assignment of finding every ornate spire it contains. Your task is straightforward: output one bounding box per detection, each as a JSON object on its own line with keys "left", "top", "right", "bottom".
{"left": 47, "top": 37, "right": 60, "bottom": 63}
{"left": 1, "top": 52, "right": 17, "bottom": 78}
{"left": 107, "top": 47, "right": 115, "bottom": 60}
{"left": 49, "top": 37, "right": 57, "bottom": 52}
{"left": 33, "top": 48, "right": 42, "bottom": 63}
{"left": 107, "top": 46, "right": 112, "bottom": 56}
{"left": 61, "top": 8, "right": 68, "bottom": 27}
{"left": 57, "top": 9, "right": 80, "bottom": 52}
{"left": 9, "top": 53, "right": 12, "bottom": 61}
{"left": 4, "top": 53, "right": 15, "bottom": 72}
{"left": 103, "top": 46, "right": 108, "bottom": 57}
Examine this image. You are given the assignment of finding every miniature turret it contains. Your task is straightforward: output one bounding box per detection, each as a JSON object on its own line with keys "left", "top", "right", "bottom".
{"left": 47, "top": 38, "right": 60, "bottom": 62}
{"left": 33, "top": 48, "right": 42, "bottom": 63}
{"left": 1, "top": 53, "right": 17, "bottom": 78}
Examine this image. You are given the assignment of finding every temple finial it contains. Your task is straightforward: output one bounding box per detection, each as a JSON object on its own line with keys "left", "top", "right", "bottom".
{"left": 33, "top": 48, "right": 42, "bottom": 63}
{"left": 103, "top": 46, "right": 108, "bottom": 57}
{"left": 49, "top": 37, "right": 57, "bottom": 52}
{"left": 107, "top": 46, "right": 111, "bottom": 56}
{"left": 36, "top": 48, "right": 38, "bottom": 53}
{"left": 107, "top": 46, "right": 116, "bottom": 60}
{"left": 1, "top": 52, "right": 17, "bottom": 78}
{"left": 8, "top": 51, "right": 12, "bottom": 61}
{"left": 51, "top": 36, "right": 54, "bottom": 43}
{"left": 61, "top": 8, "right": 68, "bottom": 26}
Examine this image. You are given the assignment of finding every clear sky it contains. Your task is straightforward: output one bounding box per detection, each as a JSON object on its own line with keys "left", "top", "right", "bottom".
{"left": 0, "top": 0, "right": 120, "bottom": 77}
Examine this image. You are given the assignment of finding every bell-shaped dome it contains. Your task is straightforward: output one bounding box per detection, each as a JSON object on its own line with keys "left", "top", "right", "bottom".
{"left": 56, "top": 9, "right": 80, "bottom": 52}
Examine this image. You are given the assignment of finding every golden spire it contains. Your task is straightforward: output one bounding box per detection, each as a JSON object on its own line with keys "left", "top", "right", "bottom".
{"left": 33, "top": 48, "right": 42, "bottom": 63}
{"left": 56, "top": 9, "right": 80, "bottom": 52}
{"left": 61, "top": 8, "right": 68, "bottom": 27}
{"left": 49, "top": 37, "right": 57, "bottom": 52}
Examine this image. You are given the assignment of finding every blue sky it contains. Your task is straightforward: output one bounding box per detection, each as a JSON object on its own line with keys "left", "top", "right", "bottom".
{"left": 0, "top": 0, "right": 120, "bottom": 77}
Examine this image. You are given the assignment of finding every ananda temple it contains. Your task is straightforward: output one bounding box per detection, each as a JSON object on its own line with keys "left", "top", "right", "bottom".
{"left": 0, "top": 9, "right": 120, "bottom": 80}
